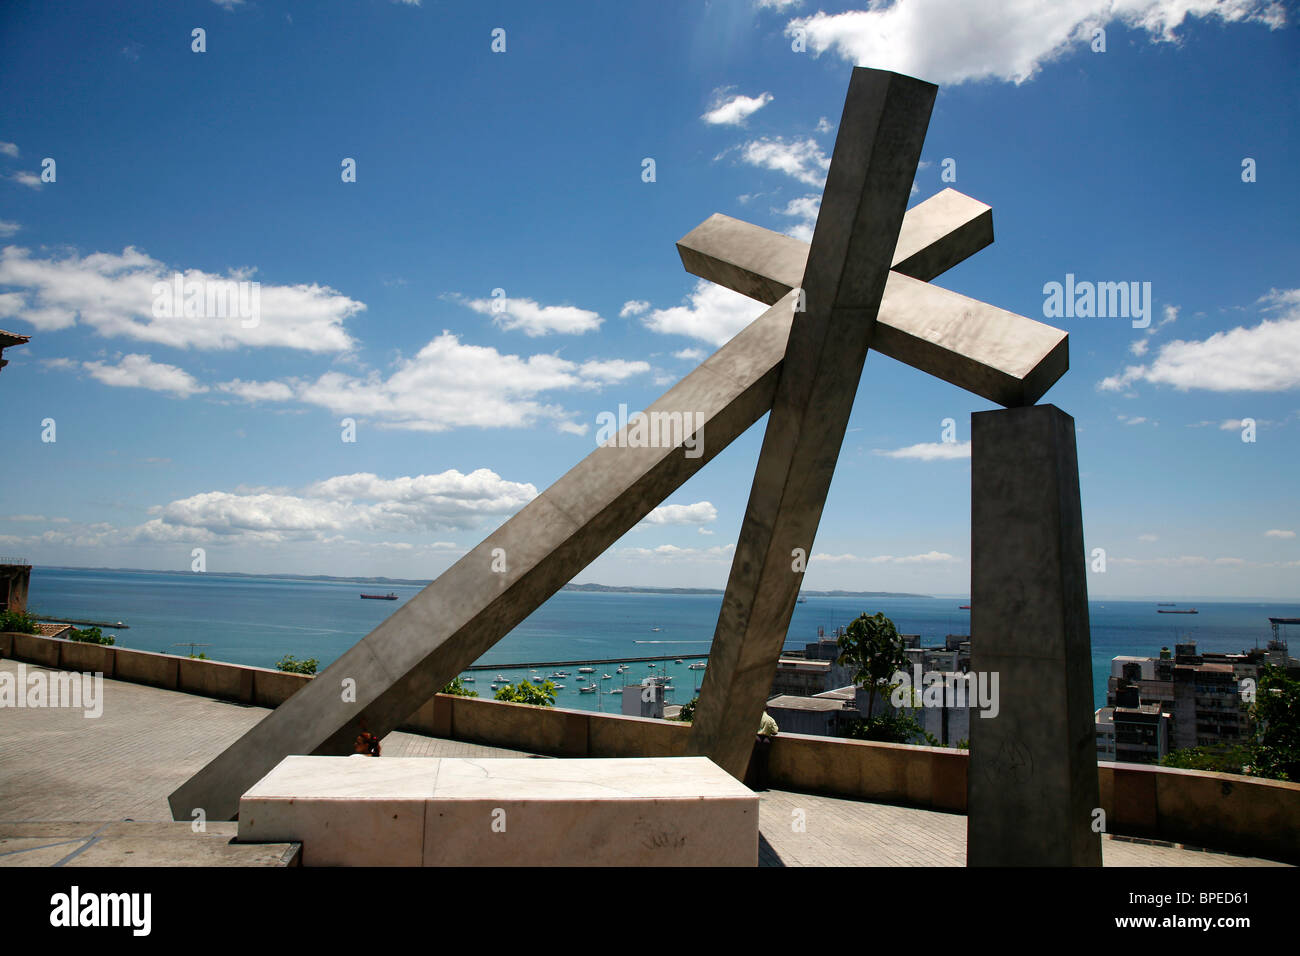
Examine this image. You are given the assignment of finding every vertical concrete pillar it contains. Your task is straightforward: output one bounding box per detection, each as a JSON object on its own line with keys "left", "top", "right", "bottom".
{"left": 967, "top": 404, "right": 1101, "bottom": 866}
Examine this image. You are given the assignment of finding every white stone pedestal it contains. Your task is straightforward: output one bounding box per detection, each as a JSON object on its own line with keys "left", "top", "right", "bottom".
{"left": 237, "top": 756, "right": 759, "bottom": 866}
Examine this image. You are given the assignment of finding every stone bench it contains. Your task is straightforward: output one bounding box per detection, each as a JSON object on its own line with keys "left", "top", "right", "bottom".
{"left": 237, "top": 755, "right": 758, "bottom": 866}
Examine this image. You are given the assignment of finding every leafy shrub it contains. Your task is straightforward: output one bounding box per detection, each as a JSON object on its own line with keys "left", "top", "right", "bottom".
{"left": 494, "top": 678, "right": 556, "bottom": 707}
{"left": 276, "top": 654, "right": 318, "bottom": 675}
{"left": 69, "top": 626, "right": 115, "bottom": 646}
{"left": 441, "top": 676, "right": 478, "bottom": 698}
{"left": 0, "top": 609, "right": 38, "bottom": 634}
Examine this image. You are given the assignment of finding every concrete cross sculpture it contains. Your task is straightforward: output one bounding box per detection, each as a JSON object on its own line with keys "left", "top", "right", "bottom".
{"left": 172, "top": 67, "right": 1099, "bottom": 866}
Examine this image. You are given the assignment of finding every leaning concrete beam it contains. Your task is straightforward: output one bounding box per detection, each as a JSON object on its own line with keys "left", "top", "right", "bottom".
{"left": 966, "top": 404, "right": 1101, "bottom": 866}
{"left": 169, "top": 183, "right": 989, "bottom": 822}
{"left": 678, "top": 189, "right": 1066, "bottom": 408}
{"left": 687, "top": 67, "right": 937, "bottom": 778}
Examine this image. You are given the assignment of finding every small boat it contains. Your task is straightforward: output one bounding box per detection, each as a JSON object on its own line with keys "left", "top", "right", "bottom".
{"left": 554, "top": 670, "right": 571, "bottom": 678}
{"left": 607, "top": 688, "right": 622, "bottom": 695}
{"left": 602, "top": 674, "right": 612, "bottom": 680}
{"left": 651, "top": 627, "right": 661, "bottom": 632}
{"left": 496, "top": 674, "right": 507, "bottom": 682}
{"left": 959, "top": 605, "right": 971, "bottom": 610}
{"left": 616, "top": 665, "right": 627, "bottom": 674}
{"left": 1157, "top": 609, "right": 1198, "bottom": 614}
{"left": 674, "top": 659, "right": 683, "bottom": 664}
{"left": 576, "top": 676, "right": 586, "bottom": 682}
{"left": 580, "top": 685, "right": 597, "bottom": 694}
{"left": 648, "top": 663, "right": 656, "bottom": 669}
{"left": 553, "top": 684, "right": 565, "bottom": 690}
{"left": 688, "top": 661, "right": 706, "bottom": 670}
{"left": 797, "top": 596, "right": 807, "bottom": 604}
{"left": 461, "top": 676, "right": 475, "bottom": 684}
{"left": 578, "top": 666, "right": 594, "bottom": 674}
{"left": 360, "top": 592, "right": 398, "bottom": 600}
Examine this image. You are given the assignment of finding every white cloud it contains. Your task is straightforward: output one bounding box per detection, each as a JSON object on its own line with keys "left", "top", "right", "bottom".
{"left": 76, "top": 353, "right": 207, "bottom": 398}
{"left": 620, "top": 300, "right": 650, "bottom": 318}
{"left": 785, "top": 1, "right": 1285, "bottom": 86}
{"left": 1161, "top": 304, "right": 1180, "bottom": 326}
{"left": 11, "top": 171, "right": 42, "bottom": 189}
{"left": 736, "top": 137, "right": 830, "bottom": 188}
{"left": 815, "top": 116, "right": 834, "bottom": 134}
{"left": 1138, "top": 533, "right": 1159, "bottom": 542}
{"left": 757, "top": 0, "right": 802, "bottom": 9}
{"left": 0, "top": 220, "right": 19, "bottom": 237}
{"left": 577, "top": 358, "right": 651, "bottom": 383}
{"left": 1129, "top": 338, "right": 1149, "bottom": 356}
{"left": 218, "top": 379, "right": 296, "bottom": 402}
{"left": 457, "top": 293, "right": 602, "bottom": 336}
{"left": 812, "top": 550, "right": 959, "bottom": 564}
{"left": 0, "top": 245, "right": 360, "bottom": 352}
{"left": 640, "top": 502, "right": 718, "bottom": 527}
{"left": 642, "top": 279, "right": 766, "bottom": 346}
{"left": 702, "top": 91, "right": 774, "bottom": 126}
{"left": 775, "top": 194, "right": 821, "bottom": 241}
{"left": 1100, "top": 289, "right": 1300, "bottom": 393}
{"left": 673, "top": 348, "right": 706, "bottom": 361}
{"left": 1265, "top": 529, "right": 1296, "bottom": 539}
{"left": 617, "top": 543, "right": 736, "bottom": 562}
{"left": 292, "top": 332, "right": 644, "bottom": 432}
{"left": 0, "top": 142, "right": 18, "bottom": 158}
{"left": 873, "top": 440, "right": 971, "bottom": 460}
{"left": 147, "top": 468, "right": 537, "bottom": 544}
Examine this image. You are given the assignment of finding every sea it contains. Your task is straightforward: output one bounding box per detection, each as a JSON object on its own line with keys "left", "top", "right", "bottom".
{"left": 24, "top": 567, "right": 1300, "bottom": 714}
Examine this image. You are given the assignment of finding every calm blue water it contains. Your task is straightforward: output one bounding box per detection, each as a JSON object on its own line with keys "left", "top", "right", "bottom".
{"left": 24, "top": 567, "right": 1299, "bottom": 712}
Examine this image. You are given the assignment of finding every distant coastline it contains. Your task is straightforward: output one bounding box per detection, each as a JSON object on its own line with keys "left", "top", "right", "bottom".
{"left": 37, "top": 565, "right": 932, "bottom": 599}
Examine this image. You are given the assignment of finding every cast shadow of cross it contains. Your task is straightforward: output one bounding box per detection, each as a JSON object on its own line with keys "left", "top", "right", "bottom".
{"left": 169, "top": 67, "right": 1068, "bottom": 822}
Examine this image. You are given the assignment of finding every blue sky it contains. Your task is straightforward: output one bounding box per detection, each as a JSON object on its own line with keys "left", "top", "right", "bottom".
{"left": 0, "top": 0, "right": 1296, "bottom": 598}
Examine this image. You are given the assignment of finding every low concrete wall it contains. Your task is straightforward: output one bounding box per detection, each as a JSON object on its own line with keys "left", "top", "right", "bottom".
{"left": 4, "top": 630, "right": 1298, "bottom": 861}
{"left": 1101, "top": 760, "right": 1300, "bottom": 863}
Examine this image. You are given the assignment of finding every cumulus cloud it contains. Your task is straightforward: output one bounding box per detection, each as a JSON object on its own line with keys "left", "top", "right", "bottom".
{"left": 642, "top": 279, "right": 766, "bottom": 346}
{"left": 702, "top": 91, "right": 774, "bottom": 126}
{"left": 639, "top": 502, "right": 718, "bottom": 527}
{"left": 617, "top": 543, "right": 737, "bottom": 562}
{"left": 0, "top": 142, "right": 18, "bottom": 158}
{"left": 1265, "top": 529, "right": 1296, "bottom": 539}
{"left": 774, "top": 193, "right": 821, "bottom": 241}
{"left": 784, "top": 0, "right": 1285, "bottom": 86}
{"left": 291, "top": 332, "right": 647, "bottom": 432}
{"left": 0, "top": 220, "right": 19, "bottom": 238}
{"left": 456, "top": 293, "right": 603, "bottom": 336}
{"left": 0, "top": 245, "right": 360, "bottom": 351}
{"left": 154, "top": 469, "right": 538, "bottom": 542}
{"left": 217, "top": 378, "right": 296, "bottom": 402}
{"left": 72, "top": 353, "right": 207, "bottom": 398}
{"left": 1099, "top": 289, "right": 1300, "bottom": 392}
{"left": 873, "top": 440, "right": 971, "bottom": 461}
{"left": 735, "top": 137, "right": 830, "bottom": 188}
{"left": 11, "top": 171, "right": 42, "bottom": 189}
{"left": 620, "top": 300, "right": 650, "bottom": 318}
{"left": 812, "top": 550, "right": 959, "bottom": 564}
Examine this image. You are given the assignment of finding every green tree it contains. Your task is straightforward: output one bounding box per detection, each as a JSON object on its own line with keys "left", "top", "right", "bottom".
{"left": 441, "top": 676, "right": 479, "bottom": 698}
{"left": 842, "top": 712, "right": 936, "bottom": 745}
{"left": 276, "top": 654, "right": 318, "bottom": 675}
{"left": 836, "top": 610, "right": 909, "bottom": 718}
{"left": 494, "top": 678, "right": 556, "bottom": 707}
{"left": 69, "top": 626, "right": 115, "bottom": 646}
{"left": 1160, "top": 745, "right": 1249, "bottom": 775}
{"left": 0, "top": 609, "right": 38, "bottom": 634}
{"left": 673, "top": 696, "right": 698, "bottom": 722}
{"left": 1250, "top": 664, "right": 1300, "bottom": 781}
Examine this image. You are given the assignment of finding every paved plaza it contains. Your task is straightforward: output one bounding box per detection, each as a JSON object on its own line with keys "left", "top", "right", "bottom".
{"left": 0, "top": 661, "right": 1286, "bottom": 867}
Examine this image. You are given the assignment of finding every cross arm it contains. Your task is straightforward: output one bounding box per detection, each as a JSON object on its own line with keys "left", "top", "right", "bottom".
{"left": 675, "top": 188, "right": 994, "bottom": 302}
{"left": 675, "top": 188, "right": 1067, "bottom": 407}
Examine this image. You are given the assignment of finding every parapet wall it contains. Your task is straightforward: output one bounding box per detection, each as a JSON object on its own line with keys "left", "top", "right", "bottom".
{"left": 4, "top": 630, "right": 1297, "bottom": 863}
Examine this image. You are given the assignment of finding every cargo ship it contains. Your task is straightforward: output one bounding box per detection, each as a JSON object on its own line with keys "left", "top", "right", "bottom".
{"left": 360, "top": 592, "right": 398, "bottom": 600}
{"left": 1157, "top": 608, "right": 1198, "bottom": 614}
